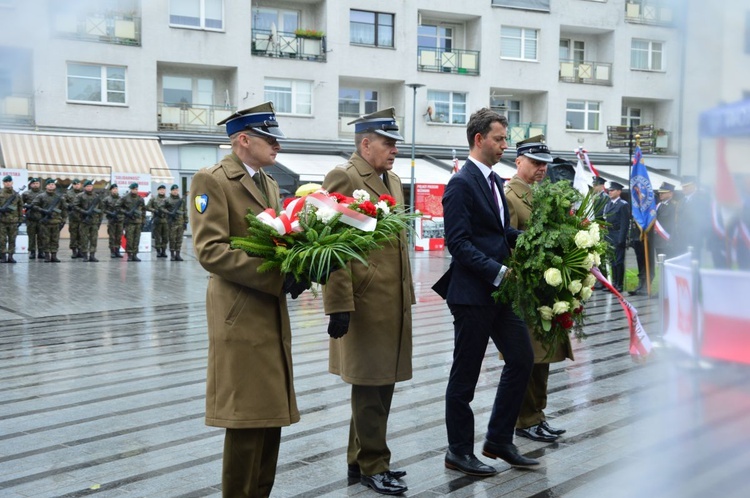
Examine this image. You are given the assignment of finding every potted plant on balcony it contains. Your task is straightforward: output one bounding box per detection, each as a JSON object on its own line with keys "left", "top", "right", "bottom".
{"left": 295, "top": 29, "right": 325, "bottom": 58}
{"left": 294, "top": 29, "right": 324, "bottom": 39}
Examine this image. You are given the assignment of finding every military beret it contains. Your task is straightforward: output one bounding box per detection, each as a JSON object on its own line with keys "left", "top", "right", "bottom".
{"left": 157, "top": 184, "right": 166, "bottom": 190}
{"left": 109, "top": 184, "right": 118, "bottom": 190}
{"left": 129, "top": 182, "right": 139, "bottom": 189}
{"left": 72, "top": 178, "right": 81, "bottom": 184}
{"left": 170, "top": 184, "right": 179, "bottom": 190}
{"left": 45, "top": 178, "right": 56, "bottom": 185}
{"left": 2, "top": 175, "right": 12, "bottom": 182}
{"left": 29, "top": 177, "right": 40, "bottom": 184}
{"left": 83, "top": 180, "right": 93, "bottom": 187}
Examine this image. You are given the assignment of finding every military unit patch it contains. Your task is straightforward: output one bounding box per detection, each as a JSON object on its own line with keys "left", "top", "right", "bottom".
{"left": 194, "top": 194, "right": 208, "bottom": 213}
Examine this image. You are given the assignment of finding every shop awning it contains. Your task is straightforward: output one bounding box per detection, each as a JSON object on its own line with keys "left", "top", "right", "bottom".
{"left": 0, "top": 131, "right": 173, "bottom": 182}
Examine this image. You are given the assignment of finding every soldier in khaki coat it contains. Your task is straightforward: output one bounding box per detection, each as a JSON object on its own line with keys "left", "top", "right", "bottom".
{"left": 504, "top": 137, "right": 573, "bottom": 443}
{"left": 322, "top": 108, "right": 415, "bottom": 496}
{"left": 189, "top": 102, "right": 309, "bottom": 498}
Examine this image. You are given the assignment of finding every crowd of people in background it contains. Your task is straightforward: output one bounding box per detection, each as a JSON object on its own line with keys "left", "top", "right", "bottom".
{"left": 0, "top": 176, "right": 186, "bottom": 263}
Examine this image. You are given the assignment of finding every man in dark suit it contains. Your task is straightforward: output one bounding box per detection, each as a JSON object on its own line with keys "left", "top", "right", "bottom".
{"left": 434, "top": 108, "right": 537, "bottom": 477}
{"left": 651, "top": 181, "right": 677, "bottom": 260}
{"left": 592, "top": 176, "right": 610, "bottom": 289}
{"left": 604, "top": 181, "right": 630, "bottom": 292}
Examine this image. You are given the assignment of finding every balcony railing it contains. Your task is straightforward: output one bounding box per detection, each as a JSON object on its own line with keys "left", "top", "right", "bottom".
{"left": 157, "top": 103, "right": 236, "bottom": 134}
{"left": 559, "top": 60, "right": 612, "bottom": 86}
{"left": 625, "top": 2, "right": 674, "bottom": 26}
{"left": 0, "top": 94, "right": 34, "bottom": 127}
{"left": 417, "top": 47, "right": 480, "bottom": 76}
{"left": 52, "top": 12, "right": 141, "bottom": 46}
{"left": 508, "top": 123, "right": 547, "bottom": 145}
{"left": 251, "top": 29, "right": 327, "bottom": 62}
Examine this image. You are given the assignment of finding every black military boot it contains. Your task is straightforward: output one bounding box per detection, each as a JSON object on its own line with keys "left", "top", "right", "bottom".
{"left": 0, "top": 254, "right": 6, "bottom": 263}
{"left": 127, "top": 253, "right": 134, "bottom": 261}
{"left": 50, "top": 253, "right": 61, "bottom": 263}
{"left": 71, "top": 248, "right": 78, "bottom": 259}
{"left": 44, "top": 253, "right": 51, "bottom": 262}
{"left": 175, "top": 251, "right": 183, "bottom": 261}
{"left": 29, "top": 251, "right": 36, "bottom": 260}
{"left": 160, "top": 248, "right": 168, "bottom": 258}
{"left": 89, "top": 252, "right": 98, "bottom": 262}
{"left": 170, "top": 250, "right": 175, "bottom": 261}
{"left": 81, "top": 252, "right": 89, "bottom": 262}
{"left": 111, "top": 249, "right": 117, "bottom": 259}
{"left": 132, "top": 253, "right": 141, "bottom": 262}
{"left": 115, "top": 248, "right": 123, "bottom": 258}
{"left": 8, "top": 254, "right": 16, "bottom": 263}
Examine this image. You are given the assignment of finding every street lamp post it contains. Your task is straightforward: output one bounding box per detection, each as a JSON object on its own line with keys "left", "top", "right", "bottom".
{"left": 406, "top": 83, "right": 424, "bottom": 245}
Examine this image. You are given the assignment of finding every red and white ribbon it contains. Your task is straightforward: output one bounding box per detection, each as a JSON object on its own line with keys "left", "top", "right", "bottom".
{"left": 575, "top": 147, "right": 600, "bottom": 177}
{"left": 654, "top": 219, "right": 670, "bottom": 241}
{"left": 305, "top": 192, "right": 377, "bottom": 232}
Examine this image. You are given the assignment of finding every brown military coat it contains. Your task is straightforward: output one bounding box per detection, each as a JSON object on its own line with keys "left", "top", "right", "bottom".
{"left": 322, "top": 152, "right": 416, "bottom": 386}
{"left": 190, "top": 152, "right": 299, "bottom": 429}
{"left": 504, "top": 175, "right": 574, "bottom": 363}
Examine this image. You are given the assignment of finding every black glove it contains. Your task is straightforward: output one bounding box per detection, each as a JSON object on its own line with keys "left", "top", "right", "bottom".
{"left": 311, "top": 264, "right": 341, "bottom": 285}
{"left": 283, "top": 274, "right": 310, "bottom": 299}
{"left": 327, "top": 312, "right": 350, "bottom": 339}
{"left": 59, "top": 222, "right": 65, "bottom": 230}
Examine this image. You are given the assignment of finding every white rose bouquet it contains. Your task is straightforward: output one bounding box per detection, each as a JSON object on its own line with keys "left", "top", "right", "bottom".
{"left": 494, "top": 179, "right": 609, "bottom": 354}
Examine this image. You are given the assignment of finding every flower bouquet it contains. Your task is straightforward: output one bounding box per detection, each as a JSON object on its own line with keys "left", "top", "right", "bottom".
{"left": 230, "top": 189, "right": 419, "bottom": 284}
{"left": 494, "top": 179, "right": 609, "bottom": 355}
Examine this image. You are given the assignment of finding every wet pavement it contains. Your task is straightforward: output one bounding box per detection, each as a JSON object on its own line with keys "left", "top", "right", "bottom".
{"left": 1, "top": 242, "right": 749, "bottom": 497}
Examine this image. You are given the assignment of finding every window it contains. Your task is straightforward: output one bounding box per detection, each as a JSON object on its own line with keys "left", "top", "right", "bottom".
{"left": 264, "top": 78, "right": 312, "bottom": 115}
{"left": 427, "top": 90, "right": 467, "bottom": 125}
{"left": 350, "top": 9, "right": 394, "bottom": 48}
{"left": 418, "top": 24, "right": 453, "bottom": 50}
{"left": 170, "top": 0, "right": 223, "bottom": 30}
{"left": 566, "top": 100, "right": 600, "bottom": 131}
{"left": 163, "top": 76, "right": 213, "bottom": 106}
{"left": 338, "top": 88, "right": 378, "bottom": 117}
{"left": 631, "top": 39, "right": 663, "bottom": 71}
{"left": 67, "top": 63, "right": 126, "bottom": 104}
{"left": 621, "top": 106, "right": 641, "bottom": 127}
{"left": 501, "top": 26, "right": 538, "bottom": 61}
{"left": 507, "top": 100, "right": 522, "bottom": 125}
{"left": 252, "top": 7, "right": 298, "bottom": 33}
{"left": 559, "top": 39, "right": 584, "bottom": 63}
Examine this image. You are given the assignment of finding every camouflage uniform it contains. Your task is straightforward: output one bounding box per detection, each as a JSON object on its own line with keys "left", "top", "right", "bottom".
{"left": 119, "top": 190, "right": 145, "bottom": 261}
{"left": 22, "top": 185, "right": 43, "bottom": 258}
{"left": 74, "top": 189, "right": 103, "bottom": 261}
{"left": 146, "top": 192, "right": 169, "bottom": 257}
{"left": 31, "top": 188, "right": 68, "bottom": 262}
{"left": 65, "top": 185, "right": 84, "bottom": 257}
{"left": 101, "top": 190, "right": 124, "bottom": 258}
{"left": 163, "top": 191, "right": 186, "bottom": 260}
{"left": 0, "top": 184, "right": 24, "bottom": 263}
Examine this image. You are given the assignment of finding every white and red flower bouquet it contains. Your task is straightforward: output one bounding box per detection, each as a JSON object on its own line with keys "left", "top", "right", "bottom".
{"left": 230, "top": 189, "right": 418, "bottom": 283}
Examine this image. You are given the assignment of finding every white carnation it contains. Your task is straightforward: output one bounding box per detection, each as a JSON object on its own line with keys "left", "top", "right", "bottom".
{"left": 544, "top": 268, "right": 563, "bottom": 287}
{"left": 592, "top": 252, "right": 601, "bottom": 266}
{"left": 572, "top": 298, "right": 581, "bottom": 310}
{"left": 583, "top": 254, "right": 595, "bottom": 270}
{"left": 568, "top": 280, "right": 583, "bottom": 294}
{"left": 538, "top": 306, "right": 553, "bottom": 321}
{"left": 583, "top": 274, "right": 596, "bottom": 288}
{"left": 352, "top": 189, "right": 369, "bottom": 201}
{"left": 376, "top": 200, "right": 390, "bottom": 215}
{"left": 588, "top": 222, "right": 600, "bottom": 242}
{"left": 580, "top": 287, "right": 593, "bottom": 300}
{"left": 553, "top": 301, "right": 570, "bottom": 315}
{"left": 317, "top": 206, "right": 338, "bottom": 224}
{"left": 574, "top": 230, "right": 594, "bottom": 249}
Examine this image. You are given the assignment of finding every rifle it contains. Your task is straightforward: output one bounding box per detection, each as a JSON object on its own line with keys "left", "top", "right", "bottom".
{"left": 0, "top": 185, "right": 26, "bottom": 214}
{"left": 104, "top": 210, "right": 118, "bottom": 221}
{"left": 39, "top": 195, "right": 63, "bottom": 224}
{"left": 167, "top": 198, "right": 184, "bottom": 222}
{"left": 80, "top": 196, "right": 102, "bottom": 222}
{"left": 123, "top": 202, "right": 141, "bottom": 221}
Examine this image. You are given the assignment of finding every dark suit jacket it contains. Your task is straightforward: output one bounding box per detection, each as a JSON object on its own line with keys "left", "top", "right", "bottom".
{"left": 604, "top": 197, "right": 630, "bottom": 246}
{"left": 433, "top": 159, "right": 522, "bottom": 306}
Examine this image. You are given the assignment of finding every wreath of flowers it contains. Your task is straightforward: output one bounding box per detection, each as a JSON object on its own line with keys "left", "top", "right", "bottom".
{"left": 230, "top": 189, "right": 419, "bottom": 284}
{"left": 494, "top": 179, "right": 609, "bottom": 355}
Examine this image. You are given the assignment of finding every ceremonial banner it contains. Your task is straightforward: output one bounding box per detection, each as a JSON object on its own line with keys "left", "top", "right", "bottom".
{"left": 414, "top": 183, "right": 445, "bottom": 251}
{"left": 662, "top": 252, "right": 696, "bottom": 356}
{"left": 700, "top": 268, "right": 750, "bottom": 364}
{"left": 629, "top": 146, "right": 657, "bottom": 233}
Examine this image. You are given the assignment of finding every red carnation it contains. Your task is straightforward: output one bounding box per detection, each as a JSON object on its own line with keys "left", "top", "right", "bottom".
{"left": 378, "top": 194, "right": 397, "bottom": 207}
{"left": 554, "top": 312, "right": 574, "bottom": 329}
{"left": 330, "top": 192, "right": 348, "bottom": 203}
{"left": 358, "top": 200, "right": 378, "bottom": 217}
{"left": 580, "top": 218, "right": 591, "bottom": 227}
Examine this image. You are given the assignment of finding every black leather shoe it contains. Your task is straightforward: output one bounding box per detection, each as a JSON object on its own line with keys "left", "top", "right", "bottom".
{"left": 515, "top": 425, "right": 558, "bottom": 443}
{"left": 348, "top": 464, "right": 406, "bottom": 479}
{"left": 482, "top": 440, "right": 539, "bottom": 468}
{"left": 444, "top": 449, "right": 497, "bottom": 476}
{"left": 539, "top": 420, "right": 566, "bottom": 436}
{"left": 360, "top": 472, "right": 407, "bottom": 495}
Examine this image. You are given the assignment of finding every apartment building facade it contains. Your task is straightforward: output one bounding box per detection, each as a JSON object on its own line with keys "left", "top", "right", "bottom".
{"left": 1, "top": 0, "right": 744, "bottom": 196}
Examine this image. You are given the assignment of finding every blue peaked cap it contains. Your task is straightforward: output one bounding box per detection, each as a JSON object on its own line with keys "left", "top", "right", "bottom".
{"left": 218, "top": 101, "right": 286, "bottom": 139}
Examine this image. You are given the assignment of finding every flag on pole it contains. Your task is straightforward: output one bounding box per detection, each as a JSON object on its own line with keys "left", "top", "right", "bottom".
{"left": 452, "top": 149, "right": 460, "bottom": 174}
{"left": 629, "top": 146, "right": 657, "bottom": 232}
{"left": 572, "top": 148, "right": 590, "bottom": 196}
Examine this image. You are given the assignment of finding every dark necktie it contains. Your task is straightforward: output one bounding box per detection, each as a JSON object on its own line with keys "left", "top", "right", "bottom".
{"left": 253, "top": 173, "right": 268, "bottom": 207}
{"left": 490, "top": 174, "right": 501, "bottom": 213}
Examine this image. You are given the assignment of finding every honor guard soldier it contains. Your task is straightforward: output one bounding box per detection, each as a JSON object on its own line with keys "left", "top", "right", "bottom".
{"left": 147, "top": 184, "right": 169, "bottom": 258}
{"left": 190, "top": 102, "right": 310, "bottom": 497}
{"left": 22, "top": 178, "right": 43, "bottom": 259}
{"left": 66, "top": 179, "right": 84, "bottom": 258}
{"left": 31, "top": 179, "right": 68, "bottom": 262}
{"left": 604, "top": 181, "right": 630, "bottom": 291}
{"left": 102, "top": 184, "right": 124, "bottom": 258}
{"left": 652, "top": 181, "right": 677, "bottom": 260}
{"left": 163, "top": 184, "right": 186, "bottom": 261}
{"left": 0, "top": 175, "right": 24, "bottom": 263}
{"left": 75, "top": 180, "right": 103, "bottom": 262}
{"left": 120, "top": 183, "right": 145, "bottom": 261}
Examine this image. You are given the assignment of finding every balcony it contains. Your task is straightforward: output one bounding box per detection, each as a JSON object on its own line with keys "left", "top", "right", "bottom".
{"left": 417, "top": 47, "right": 480, "bottom": 76}
{"left": 157, "top": 103, "right": 236, "bottom": 134}
{"left": 559, "top": 60, "right": 612, "bottom": 86}
{"left": 625, "top": 2, "right": 675, "bottom": 26}
{"left": 0, "top": 94, "right": 34, "bottom": 127}
{"left": 252, "top": 29, "right": 327, "bottom": 62}
{"left": 508, "top": 123, "right": 547, "bottom": 145}
{"left": 52, "top": 11, "right": 141, "bottom": 46}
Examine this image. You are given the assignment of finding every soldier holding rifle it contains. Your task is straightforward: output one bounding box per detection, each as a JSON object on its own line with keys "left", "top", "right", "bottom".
{"left": 30, "top": 179, "right": 68, "bottom": 263}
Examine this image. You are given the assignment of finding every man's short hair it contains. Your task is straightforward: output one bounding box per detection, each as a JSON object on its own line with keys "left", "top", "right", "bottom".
{"left": 466, "top": 108, "right": 508, "bottom": 148}
{"left": 355, "top": 131, "right": 380, "bottom": 152}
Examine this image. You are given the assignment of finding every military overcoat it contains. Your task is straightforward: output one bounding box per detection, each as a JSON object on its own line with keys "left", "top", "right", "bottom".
{"left": 504, "top": 176, "right": 574, "bottom": 363}
{"left": 190, "top": 152, "right": 299, "bottom": 429}
{"left": 322, "top": 152, "right": 416, "bottom": 386}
